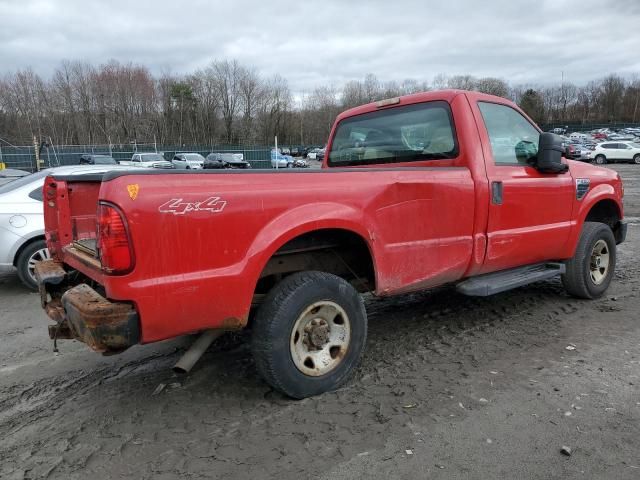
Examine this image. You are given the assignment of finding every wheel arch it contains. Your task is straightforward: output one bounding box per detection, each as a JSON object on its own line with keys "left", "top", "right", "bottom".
{"left": 12, "top": 233, "right": 46, "bottom": 267}
{"left": 247, "top": 204, "right": 379, "bottom": 302}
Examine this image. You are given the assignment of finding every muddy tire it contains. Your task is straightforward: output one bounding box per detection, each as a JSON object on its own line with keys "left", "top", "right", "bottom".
{"left": 16, "top": 239, "right": 50, "bottom": 291}
{"left": 251, "top": 271, "right": 367, "bottom": 399}
{"left": 562, "top": 222, "right": 616, "bottom": 299}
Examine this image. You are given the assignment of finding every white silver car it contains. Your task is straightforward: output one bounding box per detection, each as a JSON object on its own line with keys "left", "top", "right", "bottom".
{"left": 171, "top": 153, "right": 205, "bottom": 169}
{"left": 0, "top": 165, "right": 136, "bottom": 289}
{"left": 119, "top": 152, "right": 175, "bottom": 169}
{"left": 592, "top": 141, "right": 640, "bottom": 165}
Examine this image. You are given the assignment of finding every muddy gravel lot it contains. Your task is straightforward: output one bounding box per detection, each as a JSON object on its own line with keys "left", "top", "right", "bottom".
{"left": 1, "top": 165, "right": 639, "bottom": 480}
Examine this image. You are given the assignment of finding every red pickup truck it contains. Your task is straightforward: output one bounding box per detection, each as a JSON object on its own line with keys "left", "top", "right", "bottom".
{"left": 36, "top": 90, "right": 627, "bottom": 398}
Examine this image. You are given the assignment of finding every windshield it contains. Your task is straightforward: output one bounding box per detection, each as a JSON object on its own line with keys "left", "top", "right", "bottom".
{"left": 140, "top": 154, "right": 165, "bottom": 162}
{"left": 0, "top": 170, "right": 47, "bottom": 195}
{"left": 328, "top": 101, "right": 458, "bottom": 166}
{"left": 630, "top": 142, "right": 640, "bottom": 148}
{"left": 183, "top": 154, "right": 205, "bottom": 161}
{"left": 92, "top": 156, "right": 116, "bottom": 164}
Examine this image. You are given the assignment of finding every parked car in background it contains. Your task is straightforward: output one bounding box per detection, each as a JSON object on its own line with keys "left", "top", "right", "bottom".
{"left": 0, "top": 168, "right": 29, "bottom": 187}
{"left": 306, "top": 148, "right": 319, "bottom": 160}
{"left": 119, "top": 153, "right": 175, "bottom": 169}
{"left": 79, "top": 154, "right": 117, "bottom": 165}
{"left": 172, "top": 153, "right": 205, "bottom": 169}
{"left": 316, "top": 147, "right": 326, "bottom": 161}
{"left": 592, "top": 142, "right": 640, "bottom": 164}
{"left": 292, "top": 158, "right": 308, "bottom": 168}
{"left": 0, "top": 164, "right": 136, "bottom": 290}
{"left": 566, "top": 143, "right": 591, "bottom": 162}
{"left": 569, "top": 132, "right": 588, "bottom": 143}
{"left": 281, "top": 147, "right": 291, "bottom": 155}
{"left": 204, "top": 153, "right": 252, "bottom": 169}
{"left": 270, "top": 149, "right": 293, "bottom": 168}
{"left": 607, "top": 133, "right": 636, "bottom": 142}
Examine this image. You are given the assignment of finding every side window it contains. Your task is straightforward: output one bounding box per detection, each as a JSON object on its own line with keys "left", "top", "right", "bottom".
{"left": 133, "top": 155, "right": 140, "bottom": 162}
{"left": 478, "top": 102, "right": 540, "bottom": 165}
{"left": 29, "top": 187, "right": 43, "bottom": 201}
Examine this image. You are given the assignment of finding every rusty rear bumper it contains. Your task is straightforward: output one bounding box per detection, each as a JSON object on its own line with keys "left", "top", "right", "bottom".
{"left": 35, "top": 260, "right": 140, "bottom": 353}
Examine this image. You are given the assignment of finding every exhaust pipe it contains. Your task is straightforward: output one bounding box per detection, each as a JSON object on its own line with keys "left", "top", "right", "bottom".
{"left": 173, "top": 329, "right": 224, "bottom": 374}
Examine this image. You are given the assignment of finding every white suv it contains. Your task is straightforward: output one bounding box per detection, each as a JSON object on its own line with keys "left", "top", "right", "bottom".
{"left": 592, "top": 142, "right": 640, "bottom": 165}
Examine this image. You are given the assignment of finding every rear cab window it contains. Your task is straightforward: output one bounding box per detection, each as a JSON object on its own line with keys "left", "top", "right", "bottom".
{"left": 328, "top": 101, "right": 458, "bottom": 166}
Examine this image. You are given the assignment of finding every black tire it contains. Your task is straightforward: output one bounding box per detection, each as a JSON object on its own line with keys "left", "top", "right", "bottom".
{"left": 633, "top": 154, "right": 640, "bottom": 165}
{"left": 251, "top": 271, "right": 367, "bottom": 399}
{"left": 562, "top": 222, "right": 616, "bottom": 299}
{"left": 16, "top": 239, "right": 49, "bottom": 291}
{"left": 594, "top": 155, "right": 607, "bottom": 165}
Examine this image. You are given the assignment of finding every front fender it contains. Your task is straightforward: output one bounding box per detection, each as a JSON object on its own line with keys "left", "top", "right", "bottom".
{"left": 563, "top": 183, "right": 623, "bottom": 258}
{"left": 576, "top": 183, "right": 622, "bottom": 224}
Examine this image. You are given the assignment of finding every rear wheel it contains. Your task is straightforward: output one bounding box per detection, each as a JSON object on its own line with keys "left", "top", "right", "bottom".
{"left": 594, "top": 155, "right": 607, "bottom": 165}
{"left": 633, "top": 154, "right": 640, "bottom": 165}
{"left": 251, "top": 271, "right": 367, "bottom": 399}
{"left": 562, "top": 222, "right": 616, "bottom": 299}
{"left": 16, "top": 239, "right": 50, "bottom": 291}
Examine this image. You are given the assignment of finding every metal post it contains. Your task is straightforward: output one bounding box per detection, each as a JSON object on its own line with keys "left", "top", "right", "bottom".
{"left": 0, "top": 144, "right": 3, "bottom": 169}
{"left": 33, "top": 135, "right": 40, "bottom": 172}
{"left": 275, "top": 135, "right": 278, "bottom": 170}
{"left": 154, "top": 135, "right": 157, "bottom": 153}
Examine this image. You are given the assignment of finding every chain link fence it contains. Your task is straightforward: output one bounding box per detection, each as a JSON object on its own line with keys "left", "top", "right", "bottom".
{"left": 0, "top": 144, "right": 274, "bottom": 172}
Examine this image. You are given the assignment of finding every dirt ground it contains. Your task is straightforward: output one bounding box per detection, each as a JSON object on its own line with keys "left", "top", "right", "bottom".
{"left": 1, "top": 165, "right": 639, "bottom": 480}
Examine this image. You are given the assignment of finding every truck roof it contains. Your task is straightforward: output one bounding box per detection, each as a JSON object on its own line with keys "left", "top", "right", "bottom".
{"left": 335, "top": 89, "right": 517, "bottom": 123}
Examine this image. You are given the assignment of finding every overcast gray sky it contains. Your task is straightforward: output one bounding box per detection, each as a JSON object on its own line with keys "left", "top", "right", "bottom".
{"left": 1, "top": 0, "right": 639, "bottom": 93}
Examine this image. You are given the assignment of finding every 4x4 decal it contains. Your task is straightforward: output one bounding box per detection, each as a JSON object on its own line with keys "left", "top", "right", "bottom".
{"left": 158, "top": 196, "right": 227, "bottom": 215}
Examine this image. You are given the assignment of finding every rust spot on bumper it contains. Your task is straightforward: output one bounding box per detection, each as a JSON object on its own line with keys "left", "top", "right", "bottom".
{"left": 61, "top": 284, "right": 140, "bottom": 353}
{"left": 37, "top": 259, "right": 140, "bottom": 354}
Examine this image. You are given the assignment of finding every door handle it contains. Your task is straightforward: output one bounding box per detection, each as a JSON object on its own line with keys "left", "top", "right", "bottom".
{"left": 491, "top": 181, "right": 503, "bottom": 205}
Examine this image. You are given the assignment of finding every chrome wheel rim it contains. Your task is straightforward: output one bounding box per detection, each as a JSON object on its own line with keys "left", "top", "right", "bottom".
{"left": 27, "top": 247, "right": 50, "bottom": 283}
{"left": 290, "top": 301, "right": 351, "bottom": 377}
{"left": 589, "top": 239, "right": 610, "bottom": 285}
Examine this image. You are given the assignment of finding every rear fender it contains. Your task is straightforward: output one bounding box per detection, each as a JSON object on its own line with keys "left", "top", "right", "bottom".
{"left": 245, "top": 202, "right": 378, "bottom": 293}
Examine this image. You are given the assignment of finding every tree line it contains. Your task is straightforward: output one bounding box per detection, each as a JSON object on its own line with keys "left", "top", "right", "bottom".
{"left": 0, "top": 59, "right": 639, "bottom": 147}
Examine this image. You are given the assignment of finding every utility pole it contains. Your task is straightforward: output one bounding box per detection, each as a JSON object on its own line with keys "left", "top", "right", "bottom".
{"left": 33, "top": 135, "right": 40, "bottom": 172}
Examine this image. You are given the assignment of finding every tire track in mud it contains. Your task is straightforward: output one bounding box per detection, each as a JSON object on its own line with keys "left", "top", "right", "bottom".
{"left": 0, "top": 278, "right": 592, "bottom": 480}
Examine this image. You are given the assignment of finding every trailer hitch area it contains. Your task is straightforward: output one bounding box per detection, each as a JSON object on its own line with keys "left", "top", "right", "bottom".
{"left": 35, "top": 260, "right": 140, "bottom": 354}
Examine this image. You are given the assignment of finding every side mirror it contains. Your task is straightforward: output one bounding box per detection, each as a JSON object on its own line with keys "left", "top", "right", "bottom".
{"left": 532, "top": 133, "right": 569, "bottom": 174}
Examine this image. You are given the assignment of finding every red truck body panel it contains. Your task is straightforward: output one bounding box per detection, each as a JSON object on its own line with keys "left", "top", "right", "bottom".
{"left": 41, "top": 90, "right": 625, "bottom": 349}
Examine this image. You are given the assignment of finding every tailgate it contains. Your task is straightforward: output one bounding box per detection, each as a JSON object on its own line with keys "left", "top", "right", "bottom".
{"left": 44, "top": 174, "right": 103, "bottom": 276}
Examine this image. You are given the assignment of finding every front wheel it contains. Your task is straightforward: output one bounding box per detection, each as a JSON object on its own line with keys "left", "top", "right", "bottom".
{"left": 562, "top": 222, "right": 616, "bottom": 299}
{"left": 633, "top": 154, "right": 640, "bottom": 165}
{"left": 251, "top": 271, "right": 367, "bottom": 399}
{"left": 594, "top": 155, "right": 607, "bottom": 165}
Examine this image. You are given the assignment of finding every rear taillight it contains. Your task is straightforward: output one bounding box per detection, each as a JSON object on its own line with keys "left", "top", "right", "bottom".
{"left": 97, "top": 203, "right": 134, "bottom": 274}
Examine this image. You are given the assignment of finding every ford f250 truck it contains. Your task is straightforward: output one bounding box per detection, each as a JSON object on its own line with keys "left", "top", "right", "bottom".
{"left": 35, "top": 90, "right": 627, "bottom": 399}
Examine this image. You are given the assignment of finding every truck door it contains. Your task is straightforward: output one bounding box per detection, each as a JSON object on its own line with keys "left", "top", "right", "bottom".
{"left": 472, "top": 101, "right": 574, "bottom": 273}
